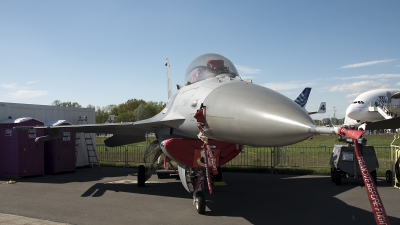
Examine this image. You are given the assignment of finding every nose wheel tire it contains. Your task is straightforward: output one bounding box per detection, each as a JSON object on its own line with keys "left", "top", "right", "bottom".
{"left": 194, "top": 191, "right": 206, "bottom": 214}
{"left": 371, "top": 170, "right": 377, "bottom": 185}
{"left": 334, "top": 169, "right": 341, "bottom": 185}
{"left": 137, "top": 165, "right": 146, "bottom": 187}
{"left": 213, "top": 166, "right": 222, "bottom": 182}
{"left": 386, "top": 170, "right": 393, "bottom": 184}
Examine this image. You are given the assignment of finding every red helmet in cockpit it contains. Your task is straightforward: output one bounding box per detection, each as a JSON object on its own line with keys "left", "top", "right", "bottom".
{"left": 185, "top": 53, "right": 239, "bottom": 85}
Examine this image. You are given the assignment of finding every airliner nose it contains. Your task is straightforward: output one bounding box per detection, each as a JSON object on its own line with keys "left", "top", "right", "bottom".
{"left": 346, "top": 104, "right": 358, "bottom": 120}
{"left": 202, "top": 81, "right": 315, "bottom": 146}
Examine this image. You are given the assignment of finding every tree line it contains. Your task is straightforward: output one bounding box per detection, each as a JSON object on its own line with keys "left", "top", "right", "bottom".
{"left": 52, "top": 99, "right": 166, "bottom": 124}
{"left": 313, "top": 117, "right": 345, "bottom": 126}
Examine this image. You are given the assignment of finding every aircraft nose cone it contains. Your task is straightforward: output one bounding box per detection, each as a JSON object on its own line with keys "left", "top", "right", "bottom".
{"left": 202, "top": 81, "right": 315, "bottom": 146}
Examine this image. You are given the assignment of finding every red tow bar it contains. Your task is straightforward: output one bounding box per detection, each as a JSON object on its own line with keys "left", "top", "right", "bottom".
{"left": 339, "top": 128, "right": 391, "bottom": 225}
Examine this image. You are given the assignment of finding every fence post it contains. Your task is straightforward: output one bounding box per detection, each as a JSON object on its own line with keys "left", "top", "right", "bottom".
{"left": 124, "top": 146, "right": 128, "bottom": 168}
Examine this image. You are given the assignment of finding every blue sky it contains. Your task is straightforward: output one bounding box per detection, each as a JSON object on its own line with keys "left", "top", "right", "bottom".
{"left": 1, "top": 1, "right": 399, "bottom": 120}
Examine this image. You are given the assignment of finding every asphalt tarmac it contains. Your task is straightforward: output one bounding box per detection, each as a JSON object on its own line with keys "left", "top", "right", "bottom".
{"left": 0, "top": 167, "right": 399, "bottom": 225}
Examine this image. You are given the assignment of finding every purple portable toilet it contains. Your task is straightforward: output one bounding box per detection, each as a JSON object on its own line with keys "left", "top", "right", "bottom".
{"left": 0, "top": 117, "right": 44, "bottom": 178}
{"left": 44, "top": 120, "right": 76, "bottom": 174}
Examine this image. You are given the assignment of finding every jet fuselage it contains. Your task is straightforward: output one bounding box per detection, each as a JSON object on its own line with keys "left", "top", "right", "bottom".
{"left": 156, "top": 74, "right": 316, "bottom": 149}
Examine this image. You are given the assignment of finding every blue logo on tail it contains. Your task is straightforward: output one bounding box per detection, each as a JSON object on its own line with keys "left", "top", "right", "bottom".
{"left": 295, "top": 87, "right": 311, "bottom": 108}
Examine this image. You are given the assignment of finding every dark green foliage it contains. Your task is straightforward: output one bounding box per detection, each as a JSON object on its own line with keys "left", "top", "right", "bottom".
{"left": 113, "top": 99, "right": 166, "bottom": 123}
{"left": 52, "top": 98, "right": 166, "bottom": 124}
{"left": 95, "top": 105, "right": 117, "bottom": 124}
{"left": 116, "top": 110, "right": 136, "bottom": 123}
{"left": 52, "top": 100, "right": 82, "bottom": 108}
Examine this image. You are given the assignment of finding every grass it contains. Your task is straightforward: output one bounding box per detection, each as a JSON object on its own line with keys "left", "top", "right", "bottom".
{"left": 293, "top": 133, "right": 400, "bottom": 147}
{"left": 96, "top": 136, "right": 158, "bottom": 146}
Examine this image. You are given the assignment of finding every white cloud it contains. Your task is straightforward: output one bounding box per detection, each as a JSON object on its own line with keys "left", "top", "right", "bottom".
{"left": 329, "top": 80, "right": 389, "bottom": 93}
{"left": 397, "top": 82, "right": 400, "bottom": 86}
{"left": 395, "top": 65, "right": 400, "bottom": 67}
{"left": 345, "top": 92, "right": 362, "bottom": 99}
{"left": 235, "top": 65, "right": 261, "bottom": 74}
{"left": 263, "top": 81, "right": 315, "bottom": 91}
{"left": 27, "top": 81, "right": 38, "bottom": 85}
{"left": 332, "top": 74, "right": 400, "bottom": 80}
{"left": 0, "top": 83, "right": 17, "bottom": 89}
{"left": 340, "top": 59, "right": 396, "bottom": 69}
{"left": 8, "top": 90, "right": 48, "bottom": 99}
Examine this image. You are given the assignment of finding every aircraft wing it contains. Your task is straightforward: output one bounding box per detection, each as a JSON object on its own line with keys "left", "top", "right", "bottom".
{"left": 365, "top": 117, "right": 400, "bottom": 130}
{"left": 25, "top": 117, "right": 183, "bottom": 135}
{"left": 14, "top": 114, "right": 185, "bottom": 147}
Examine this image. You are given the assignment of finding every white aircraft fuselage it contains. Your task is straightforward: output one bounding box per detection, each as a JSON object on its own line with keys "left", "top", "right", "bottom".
{"left": 346, "top": 89, "right": 400, "bottom": 122}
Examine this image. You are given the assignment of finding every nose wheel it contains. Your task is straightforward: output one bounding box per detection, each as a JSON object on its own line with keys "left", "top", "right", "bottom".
{"left": 194, "top": 191, "right": 206, "bottom": 214}
{"left": 137, "top": 165, "right": 146, "bottom": 187}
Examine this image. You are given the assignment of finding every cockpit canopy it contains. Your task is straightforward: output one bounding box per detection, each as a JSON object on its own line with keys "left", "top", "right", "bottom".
{"left": 185, "top": 53, "right": 239, "bottom": 85}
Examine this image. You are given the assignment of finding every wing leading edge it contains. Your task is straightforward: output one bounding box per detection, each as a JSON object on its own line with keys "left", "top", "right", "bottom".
{"left": 14, "top": 115, "right": 185, "bottom": 147}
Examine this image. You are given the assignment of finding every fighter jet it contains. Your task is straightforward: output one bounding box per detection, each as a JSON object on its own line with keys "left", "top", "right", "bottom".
{"left": 16, "top": 53, "right": 335, "bottom": 214}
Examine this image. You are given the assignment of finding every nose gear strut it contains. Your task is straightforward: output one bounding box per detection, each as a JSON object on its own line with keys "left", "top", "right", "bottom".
{"left": 191, "top": 106, "right": 219, "bottom": 214}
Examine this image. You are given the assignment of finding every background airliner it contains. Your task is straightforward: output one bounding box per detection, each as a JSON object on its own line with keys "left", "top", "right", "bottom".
{"left": 345, "top": 89, "right": 400, "bottom": 123}
{"left": 294, "top": 87, "right": 326, "bottom": 115}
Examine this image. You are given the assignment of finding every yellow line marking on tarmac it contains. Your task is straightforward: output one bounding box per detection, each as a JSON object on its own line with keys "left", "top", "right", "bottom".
{"left": 106, "top": 179, "right": 162, "bottom": 184}
{"left": 214, "top": 181, "right": 227, "bottom": 186}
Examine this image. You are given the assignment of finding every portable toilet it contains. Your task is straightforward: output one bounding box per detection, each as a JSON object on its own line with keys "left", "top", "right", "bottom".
{"left": 44, "top": 120, "right": 76, "bottom": 174}
{"left": 0, "top": 117, "right": 44, "bottom": 178}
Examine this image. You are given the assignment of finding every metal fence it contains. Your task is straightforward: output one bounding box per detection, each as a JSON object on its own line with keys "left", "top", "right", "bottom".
{"left": 95, "top": 144, "right": 393, "bottom": 170}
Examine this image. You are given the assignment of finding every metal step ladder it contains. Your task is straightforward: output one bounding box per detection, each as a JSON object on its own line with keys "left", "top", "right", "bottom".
{"left": 368, "top": 105, "right": 394, "bottom": 119}
{"left": 76, "top": 116, "right": 101, "bottom": 168}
